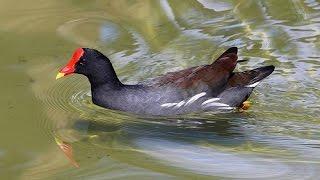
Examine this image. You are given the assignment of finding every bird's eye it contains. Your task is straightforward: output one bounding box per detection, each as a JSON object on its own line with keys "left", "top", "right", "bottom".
{"left": 79, "top": 61, "right": 85, "bottom": 66}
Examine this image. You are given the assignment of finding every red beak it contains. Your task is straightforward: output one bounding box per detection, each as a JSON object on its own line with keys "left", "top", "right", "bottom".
{"left": 56, "top": 48, "right": 84, "bottom": 79}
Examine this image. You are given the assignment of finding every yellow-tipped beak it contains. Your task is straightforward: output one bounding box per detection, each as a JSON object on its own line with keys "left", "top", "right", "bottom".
{"left": 56, "top": 72, "right": 65, "bottom": 79}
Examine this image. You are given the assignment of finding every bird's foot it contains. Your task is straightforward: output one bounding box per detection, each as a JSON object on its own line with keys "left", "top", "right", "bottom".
{"left": 239, "top": 101, "right": 251, "bottom": 112}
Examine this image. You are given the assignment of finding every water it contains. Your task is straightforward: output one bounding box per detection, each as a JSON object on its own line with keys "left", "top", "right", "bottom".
{"left": 1, "top": 0, "right": 320, "bottom": 179}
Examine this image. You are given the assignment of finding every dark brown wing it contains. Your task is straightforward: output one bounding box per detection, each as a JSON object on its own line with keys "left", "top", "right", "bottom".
{"left": 216, "top": 46, "right": 238, "bottom": 59}
{"left": 152, "top": 47, "right": 238, "bottom": 95}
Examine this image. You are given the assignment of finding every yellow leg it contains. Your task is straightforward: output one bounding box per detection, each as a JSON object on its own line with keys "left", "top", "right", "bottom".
{"left": 240, "top": 101, "right": 251, "bottom": 111}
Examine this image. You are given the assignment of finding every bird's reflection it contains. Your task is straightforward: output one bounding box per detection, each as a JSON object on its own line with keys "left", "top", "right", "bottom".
{"left": 55, "top": 112, "right": 251, "bottom": 167}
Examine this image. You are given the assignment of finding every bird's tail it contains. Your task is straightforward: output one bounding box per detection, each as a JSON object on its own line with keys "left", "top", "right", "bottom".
{"left": 227, "top": 65, "right": 275, "bottom": 88}
{"left": 218, "top": 65, "right": 275, "bottom": 107}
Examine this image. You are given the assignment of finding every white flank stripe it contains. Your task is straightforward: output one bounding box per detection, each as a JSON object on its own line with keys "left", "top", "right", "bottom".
{"left": 201, "top": 98, "right": 220, "bottom": 105}
{"left": 245, "top": 82, "right": 260, "bottom": 88}
{"left": 185, "top": 92, "right": 206, "bottom": 106}
{"left": 161, "top": 103, "right": 178, "bottom": 108}
{"left": 175, "top": 100, "right": 185, "bottom": 108}
{"left": 218, "top": 107, "right": 234, "bottom": 110}
{"left": 204, "top": 102, "right": 230, "bottom": 107}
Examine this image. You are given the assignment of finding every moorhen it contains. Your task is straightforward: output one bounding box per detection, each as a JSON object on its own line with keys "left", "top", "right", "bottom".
{"left": 56, "top": 47, "right": 274, "bottom": 115}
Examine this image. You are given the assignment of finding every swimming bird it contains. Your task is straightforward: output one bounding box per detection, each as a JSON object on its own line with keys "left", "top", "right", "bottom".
{"left": 56, "top": 47, "right": 274, "bottom": 115}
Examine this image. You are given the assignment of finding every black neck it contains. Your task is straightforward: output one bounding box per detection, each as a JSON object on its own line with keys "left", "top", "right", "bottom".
{"left": 85, "top": 55, "right": 123, "bottom": 89}
{"left": 87, "top": 73, "right": 123, "bottom": 90}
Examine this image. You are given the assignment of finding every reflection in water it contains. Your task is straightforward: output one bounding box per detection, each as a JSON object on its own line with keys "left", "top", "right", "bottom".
{"left": 1, "top": 0, "right": 320, "bottom": 179}
{"left": 135, "top": 138, "right": 289, "bottom": 178}
{"left": 54, "top": 137, "right": 79, "bottom": 168}
{"left": 55, "top": 114, "right": 318, "bottom": 179}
